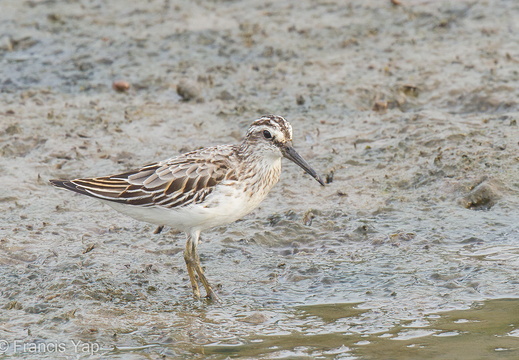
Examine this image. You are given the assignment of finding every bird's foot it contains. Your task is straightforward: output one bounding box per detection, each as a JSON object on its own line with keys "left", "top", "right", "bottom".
{"left": 191, "top": 287, "right": 201, "bottom": 300}
{"left": 205, "top": 288, "right": 221, "bottom": 303}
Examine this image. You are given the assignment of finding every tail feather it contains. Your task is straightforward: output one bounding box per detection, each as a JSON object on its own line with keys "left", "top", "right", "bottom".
{"left": 50, "top": 179, "right": 85, "bottom": 194}
{"left": 49, "top": 179, "right": 94, "bottom": 197}
{"left": 49, "top": 179, "right": 126, "bottom": 202}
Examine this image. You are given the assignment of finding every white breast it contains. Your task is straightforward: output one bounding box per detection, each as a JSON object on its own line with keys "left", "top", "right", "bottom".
{"left": 101, "top": 157, "right": 282, "bottom": 232}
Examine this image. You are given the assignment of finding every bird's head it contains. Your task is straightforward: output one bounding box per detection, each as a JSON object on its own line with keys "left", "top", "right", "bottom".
{"left": 244, "top": 115, "right": 325, "bottom": 186}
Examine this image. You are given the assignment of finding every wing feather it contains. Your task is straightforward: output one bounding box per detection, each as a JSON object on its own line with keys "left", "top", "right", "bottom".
{"left": 50, "top": 145, "right": 237, "bottom": 209}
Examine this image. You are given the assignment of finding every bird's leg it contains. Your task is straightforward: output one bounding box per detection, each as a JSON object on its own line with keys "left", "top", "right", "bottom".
{"left": 193, "top": 249, "right": 220, "bottom": 302}
{"left": 186, "top": 231, "right": 219, "bottom": 301}
{"left": 184, "top": 232, "right": 201, "bottom": 299}
{"left": 153, "top": 225, "right": 164, "bottom": 234}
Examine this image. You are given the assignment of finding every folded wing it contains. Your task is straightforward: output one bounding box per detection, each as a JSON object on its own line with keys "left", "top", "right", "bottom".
{"left": 50, "top": 147, "right": 234, "bottom": 209}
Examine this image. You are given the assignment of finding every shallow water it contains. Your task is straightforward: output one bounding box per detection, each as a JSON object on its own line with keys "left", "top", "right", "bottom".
{"left": 1, "top": 0, "right": 519, "bottom": 359}
{"left": 201, "top": 299, "right": 519, "bottom": 359}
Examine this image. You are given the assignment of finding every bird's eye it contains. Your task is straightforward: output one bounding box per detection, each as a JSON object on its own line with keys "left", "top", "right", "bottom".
{"left": 263, "top": 130, "right": 272, "bottom": 139}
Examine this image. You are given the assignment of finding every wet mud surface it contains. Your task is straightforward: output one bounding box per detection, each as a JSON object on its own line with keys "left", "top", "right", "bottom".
{"left": 1, "top": 0, "right": 519, "bottom": 359}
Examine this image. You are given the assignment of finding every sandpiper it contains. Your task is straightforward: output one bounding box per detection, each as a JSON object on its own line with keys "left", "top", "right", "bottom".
{"left": 50, "top": 115, "right": 324, "bottom": 300}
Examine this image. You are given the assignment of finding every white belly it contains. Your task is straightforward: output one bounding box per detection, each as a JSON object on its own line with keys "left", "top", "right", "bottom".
{"left": 100, "top": 180, "right": 275, "bottom": 233}
{"left": 100, "top": 156, "right": 282, "bottom": 232}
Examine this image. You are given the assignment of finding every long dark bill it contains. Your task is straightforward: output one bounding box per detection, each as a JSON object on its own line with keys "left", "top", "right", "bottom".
{"left": 283, "top": 146, "right": 325, "bottom": 186}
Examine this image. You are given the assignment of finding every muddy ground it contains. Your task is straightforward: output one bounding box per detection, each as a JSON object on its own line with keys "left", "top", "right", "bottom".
{"left": 1, "top": 0, "right": 519, "bottom": 359}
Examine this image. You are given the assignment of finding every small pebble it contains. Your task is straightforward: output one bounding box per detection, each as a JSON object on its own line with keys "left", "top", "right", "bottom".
{"left": 112, "top": 80, "right": 130, "bottom": 92}
{"left": 239, "top": 312, "right": 269, "bottom": 324}
{"left": 325, "top": 171, "right": 334, "bottom": 184}
{"left": 302, "top": 210, "right": 315, "bottom": 226}
{"left": 217, "top": 90, "right": 234, "bottom": 101}
{"left": 177, "top": 79, "right": 202, "bottom": 102}
{"left": 372, "top": 100, "right": 388, "bottom": 112}
{"left": 459, "top": 180, "right": 500, "bottom": 210}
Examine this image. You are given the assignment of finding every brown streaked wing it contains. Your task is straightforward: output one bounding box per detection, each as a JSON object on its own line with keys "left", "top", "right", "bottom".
{"left": 152, "top": 159, "right": 229, "bottom": 208}
{"left": 60, "top": 148, "right": 234, "bottom": 208}
{"left": 164, "top": 177, "right": 188, "bottom": 195}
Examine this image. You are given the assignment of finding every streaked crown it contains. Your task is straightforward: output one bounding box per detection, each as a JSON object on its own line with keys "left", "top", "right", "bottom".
{"left": 246, "top": 115, "right": 293, "bottom": 143}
